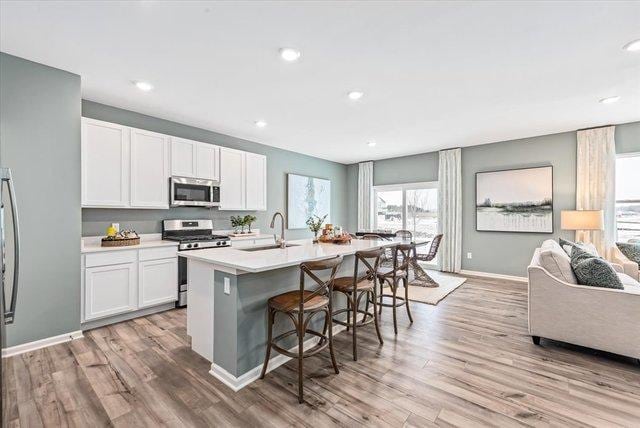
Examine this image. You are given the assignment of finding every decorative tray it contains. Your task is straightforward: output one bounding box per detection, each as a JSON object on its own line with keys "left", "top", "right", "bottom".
{"left": 318, "top": 235, "right": 352, "bottom": 244}
{"left": 101, "top": 237, "right": 141, "bottom": 247}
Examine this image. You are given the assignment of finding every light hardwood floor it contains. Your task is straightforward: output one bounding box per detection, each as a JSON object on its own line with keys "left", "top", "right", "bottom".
{"left": 3, "top": 277, "right": 640, "bottom": 427}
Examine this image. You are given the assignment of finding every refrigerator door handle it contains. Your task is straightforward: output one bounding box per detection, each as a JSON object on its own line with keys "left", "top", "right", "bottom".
{"left": 1, "top": 168, "right": 19, "bottom": 324}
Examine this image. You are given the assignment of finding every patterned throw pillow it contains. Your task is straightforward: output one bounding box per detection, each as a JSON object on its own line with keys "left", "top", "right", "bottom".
{"left": 570, "top": 247, "right": 624, "bottom": 289}
{"left": 616, "top": 242, "right": 640, "bottom": 264}
{"left": 559, "top": 238, "right": 599, "bottom": 257}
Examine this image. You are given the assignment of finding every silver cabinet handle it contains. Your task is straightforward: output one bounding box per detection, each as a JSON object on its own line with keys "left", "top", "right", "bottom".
{"left": 1, "top": 168, "right": 19, "bottom": 324}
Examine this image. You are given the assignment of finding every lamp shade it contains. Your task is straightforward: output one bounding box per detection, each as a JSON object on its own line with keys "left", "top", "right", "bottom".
{"left": 560, "top": 210, "right": 604, "bottom": 230}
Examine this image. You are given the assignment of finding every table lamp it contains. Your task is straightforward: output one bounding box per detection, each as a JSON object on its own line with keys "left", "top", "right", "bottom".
{"left": 560, "top": 210, "right": 604, "bottom": 242}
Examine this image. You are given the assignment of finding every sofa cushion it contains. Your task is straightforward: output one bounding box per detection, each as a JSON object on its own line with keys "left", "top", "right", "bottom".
{"left": 539, "top": 240, "right": 577, "bottom": 283}
{"left": 617, "top": 272, "right": 640, "bottom": 290}
{"left": 616, "top": 242, "right": 640, "bottom": 264}
{"left": 559, "top": 238, "right": 598, "bottom": 257}
{"left": 570, "top": 247, "right": 623, "bottom": 289}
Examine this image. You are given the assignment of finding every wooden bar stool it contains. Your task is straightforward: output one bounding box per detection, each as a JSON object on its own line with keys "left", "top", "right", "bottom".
{"left": 259, "top": 255, "right": 343, "bottom": 403}
{"left": 375, "top": 244, "right": 413, "bottom": 334}
{"left": 332, "top": 248, "right": 385, "bottom": 361}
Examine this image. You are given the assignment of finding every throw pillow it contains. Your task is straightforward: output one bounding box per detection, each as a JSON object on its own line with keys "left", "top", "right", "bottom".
{"left": 559, "top": 238, "right": 599, "bottom": 257}
{"left": 570, "top": 247, "right": 624, "bottom": 289}
{"left": 616, "top": 242, "right": 640, "bottom": 264}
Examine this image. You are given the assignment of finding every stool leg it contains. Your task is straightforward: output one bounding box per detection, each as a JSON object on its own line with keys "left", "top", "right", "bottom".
{"left": 346, "top": 296, "right": 351, "bottom": 332}
{"left": 260, "top": 308, "right": 274, "bottom": 379}
{"left": 372, "top": 288, "right": 383, "bottom": 345}
{"left": 297, "top": 313, "right": 304, "bottom": 404}
{"left": 327, "top": 306, "right": 340, "bottom": 375}
{"left": 404, "top": 277, "right": 413, "bottom": 323}
{"left": 392, "top": 279, "right": 398, "bottom": 335}
{"left": 352, "top": 289, "right": 358, "bottom": 361}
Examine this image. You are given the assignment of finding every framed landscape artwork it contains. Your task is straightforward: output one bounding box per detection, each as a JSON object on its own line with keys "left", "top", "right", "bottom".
{"left": 476, "top": 166, "right": 553, "bottom": 233}
{"left": 287, "top": 173, "right": 331, "bottom": 229}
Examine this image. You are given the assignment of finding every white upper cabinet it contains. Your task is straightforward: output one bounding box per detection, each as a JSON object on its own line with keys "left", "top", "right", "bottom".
{"left": 170, "top": 138, "right": 197, "bottom": 177}
{"left": 82, "top": 118, "right": 264, "bottom": 211}
{"left": 219, "top": 147, "right": 246, "bottom": 210}
{"left": 219, "top": 148, "right": 267, "bottom": 211}
{"left": 196, "top": 143, "right": 220, "bottom": 181}
{"left": 81, "top": 118, "right": 130, "bottom": 207}
{"left": 170, "top": 137, "right": 219, "bottom": 181}
{"left": 130, "top": 128, "right": 169, "bottom": 208}
{"left": 245, "top": 152, "right": 267, "bottom": 211}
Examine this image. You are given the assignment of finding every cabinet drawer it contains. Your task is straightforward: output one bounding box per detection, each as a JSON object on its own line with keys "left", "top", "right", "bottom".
{"left": 139, "top": 246, "right": 177, "bottom": 261}
{"left": 85, "top": 250, "right": 137, "bottom": 268}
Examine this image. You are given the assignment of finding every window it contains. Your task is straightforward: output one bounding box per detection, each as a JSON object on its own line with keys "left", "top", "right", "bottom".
{"left": 374, "top": 182, "right": 438, "bottom": 240}
{"left": 616, "top": 153, "right": 640, "bottom": 242}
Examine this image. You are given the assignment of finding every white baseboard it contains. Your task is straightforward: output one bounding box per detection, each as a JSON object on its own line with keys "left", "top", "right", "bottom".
{"left": 210, "top": 323, "right": 348, "bottom": 392}
{"left": 460, "top": 269, "right": 527, "bottom": 283}
{"left": 2, "top": 330, "right": 84, "bottom": 358}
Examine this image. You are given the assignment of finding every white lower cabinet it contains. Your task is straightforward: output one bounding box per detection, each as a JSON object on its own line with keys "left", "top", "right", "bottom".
{"left": 82, "top": 246, "right": 177, "bottom": 323}
{"left": 139, "top": 258, "right": 178, "bottom": 308}
{"left": 85, "top": 262, "right": 137, "bottom": 321}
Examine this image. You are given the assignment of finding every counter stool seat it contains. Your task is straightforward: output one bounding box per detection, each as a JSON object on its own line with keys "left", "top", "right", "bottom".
{"left": 333, "top": 276, "right": 374, "bottom": 292}
{"left": 268, "top": 291, "right": 329, "bottom": 312}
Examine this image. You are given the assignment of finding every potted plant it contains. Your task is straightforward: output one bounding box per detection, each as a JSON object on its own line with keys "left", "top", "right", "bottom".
{"left": 230, "top": 216, "right": 243, "bottom": 234}
{"left": 306, "top": 214, "right": 327, "bottom": 243}
{"left": 243, "top": 215, "right": 257, "bottom": 234}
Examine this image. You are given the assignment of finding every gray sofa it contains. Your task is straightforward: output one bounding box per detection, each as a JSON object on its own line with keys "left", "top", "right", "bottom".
{"left": 527, "top": 240, "right": 640, "bottom": 359}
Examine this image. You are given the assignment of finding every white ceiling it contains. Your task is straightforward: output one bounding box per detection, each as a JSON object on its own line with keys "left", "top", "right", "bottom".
{"left": 1, "top": 1, "right": 639, "bottom": 164}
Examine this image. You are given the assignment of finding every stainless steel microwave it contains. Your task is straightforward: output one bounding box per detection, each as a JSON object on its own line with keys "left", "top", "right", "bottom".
{"left": 170, "top": 176, "right": 220, "bottom": 207}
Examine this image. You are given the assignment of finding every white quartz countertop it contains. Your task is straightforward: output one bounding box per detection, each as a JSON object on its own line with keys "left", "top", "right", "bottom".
{"left": 229, "top": 233, "right": 274, "bottom": 242}
{"left": 179, "top": 238, "right": 423, "bottom": 273}
{"left": 81, "top": 234, "right": 179, "bottom": 254}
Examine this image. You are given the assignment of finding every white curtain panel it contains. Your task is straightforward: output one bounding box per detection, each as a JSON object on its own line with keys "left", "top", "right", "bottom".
{"left": 576, "top": 126, "right": 616, "bottom": 258}
{"left": 357, "top": 161, "right": 374, "bottom": 231}
{"left": 437, "top": 148, "right": 462, "bottom": 272}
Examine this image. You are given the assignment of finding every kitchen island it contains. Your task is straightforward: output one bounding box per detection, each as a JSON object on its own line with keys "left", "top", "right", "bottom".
{"left": 180, "top": 237, "right": 421, "bottom": 391}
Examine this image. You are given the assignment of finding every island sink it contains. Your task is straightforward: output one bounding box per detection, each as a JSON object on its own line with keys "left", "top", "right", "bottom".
{"left": 239, "top": 243, "right": 300, "bottom": 252}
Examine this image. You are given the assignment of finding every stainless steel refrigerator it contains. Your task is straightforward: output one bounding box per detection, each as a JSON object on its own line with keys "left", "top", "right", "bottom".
{"left": 1, "top": 167, "right": 20, "bottom": 426}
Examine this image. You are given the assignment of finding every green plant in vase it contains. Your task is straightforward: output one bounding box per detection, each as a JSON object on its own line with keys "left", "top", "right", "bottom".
{"left": 230, "top": 216, "right": 243, "bottom": 234}
{"left": 306, "top": 214, "right": 327, "bottom": 243}
{"left": 243, "top": 215, "right": 257, "bottom": 234}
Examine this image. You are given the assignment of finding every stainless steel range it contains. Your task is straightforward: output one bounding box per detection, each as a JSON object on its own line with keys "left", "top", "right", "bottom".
{"left": 162, "top": 219, "right": 230, "bottom": 307}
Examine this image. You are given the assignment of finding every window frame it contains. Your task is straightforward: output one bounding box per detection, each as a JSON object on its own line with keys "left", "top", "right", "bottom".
{"left": 615, "top": 151, "right": 640, "bottom": 242}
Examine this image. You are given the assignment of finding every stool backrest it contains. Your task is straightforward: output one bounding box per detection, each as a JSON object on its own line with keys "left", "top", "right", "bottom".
{"left": 299, "top": 255, "right": 344, "bottom": 311}
{"left": 353, "top": 247, "right": 385, "bottom": 284}
{"left": 393, "top": 243, "right": 414, "bottom": 271}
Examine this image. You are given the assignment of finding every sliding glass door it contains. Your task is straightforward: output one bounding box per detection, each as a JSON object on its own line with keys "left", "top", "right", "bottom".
{"left": 374, "top": 182, "right": 438, "bottom": 239}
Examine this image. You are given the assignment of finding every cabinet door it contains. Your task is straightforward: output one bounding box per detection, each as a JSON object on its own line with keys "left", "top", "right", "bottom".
{"left": 139, "top": 258, "right": 177, "bottom": 308}
{"left": 219, "top": 147, "right": 246, "bottom": 210}
{"left": 245, "top": 153, "right": 267, "bottom": 211}
{"left": 196, "top": 144, "right": 220, "bottom": 181}
{"left": 81, "top": 118, "right": 129, "bottom": 207}
{"left": 130, "top": 128, "right": 169, "bottom": 208}
{"left": 85, "top": 262, "right": 136, "bottom": 321}
{"left": 171, "top": 137, "right": 197, "bottom": 177}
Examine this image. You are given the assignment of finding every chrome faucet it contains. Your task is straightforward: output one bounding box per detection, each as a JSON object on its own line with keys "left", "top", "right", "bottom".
{"left": 270, "top": 211, "right": 286, "bottom": 248}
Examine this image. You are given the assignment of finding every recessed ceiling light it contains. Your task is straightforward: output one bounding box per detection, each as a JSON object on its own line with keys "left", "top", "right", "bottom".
{"left": 279, "top": 48, "right": 301, "bottom": 62}
{"left": 599, "top": 96, "right": 620, "bottom": 104}
{"left": 348, "top": 91, "right": 364, "bottom": 100}
{"left": 255, "top": 120, "right": 267, "bottom": 128}
{"left": 134, "top": 81, "right": 153, "bottom": 91}
{"left": 367, "top": 141, "right": 377, "bottom": 147}
{"left": 622, "top": 39, "right": 640, "bottom": 52}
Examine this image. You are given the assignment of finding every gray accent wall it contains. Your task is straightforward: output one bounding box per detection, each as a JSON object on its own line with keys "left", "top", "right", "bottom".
{"left": 347, "top": 121, "right": 640, "bottom": 277}
{"left": 0, "top": 53, "right": 81, "bottom": 346}
{"left": 82, "top": 101, "right": 349, "bottom": 239}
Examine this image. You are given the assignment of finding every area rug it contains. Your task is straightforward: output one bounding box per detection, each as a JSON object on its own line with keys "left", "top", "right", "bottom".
{"left": 404, "top": 270, "right": 467, "bottom": 305}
